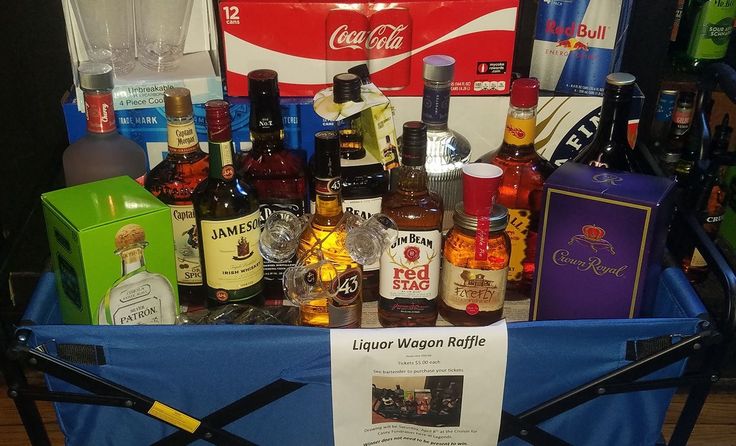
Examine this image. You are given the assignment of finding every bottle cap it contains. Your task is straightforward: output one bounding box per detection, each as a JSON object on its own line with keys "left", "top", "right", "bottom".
{"left": 348, "top": 64, "right": 371, "bottom": 84}
{"left": 248, "top": 69, "right": 280, "bottom": 98}
{"left": 422, "top": 55, "right": 455, "bottom": 82}
{"left": 164, "top": 88, "right": 193, "bottom": 118}
{"left": 606, "top": 72, "right": 636, "bottom": 87}
{"left": 78, "top": 62, "right": 114, "bottom": 90}
{"left": 453, "top": 203, "right": 509, "bottom": 233}
{"left": 401, "top": 121, "right": 427, "bottom": 166}
{"left": 313, "top": 131, "right": 342, "bottom": 177}
{"left": 333, "top": 73, "right": 362, "bottom": 104}
{"left": 114, "top": 224, "right": 146, "bottom": 251}
{"left": 204, "top": 100, "right": 232, "bottom": 141}
{"left": 510, "top": 78, "right": 539, "bottom": 108}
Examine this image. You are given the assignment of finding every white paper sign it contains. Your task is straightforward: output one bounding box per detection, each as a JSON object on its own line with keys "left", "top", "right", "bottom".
{"left": 330, "top": 322, "right": 508, "bottom": 446}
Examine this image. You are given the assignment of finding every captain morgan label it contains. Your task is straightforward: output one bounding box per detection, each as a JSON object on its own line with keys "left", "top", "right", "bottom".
{"left": 169, "top": 204, "right": 202, "bottom": 286}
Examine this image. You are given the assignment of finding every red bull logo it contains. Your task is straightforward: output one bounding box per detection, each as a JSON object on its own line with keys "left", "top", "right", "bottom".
{"left": 556, "top": 38, "right": 589, "bottom": 52}
{"left": 546, "top": 20, "right": 608, "bottom": 41}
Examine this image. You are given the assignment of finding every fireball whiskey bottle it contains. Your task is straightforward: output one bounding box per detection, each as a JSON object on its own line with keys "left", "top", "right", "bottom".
{"left": 379, "top": 122, "right": 443, "bottom": 327}
{"left": 478, "top": 78, "right": 552, "bottom": 299}
{"left": 573, "top": 73, "right": 638, "bottom": 172}
{"left": 193, "top": 101, "right": 264, "bottom": 306}
{"left": 298, "top": 132, "right": 363, "bottom": 328}
{"left": 145, "top": 88, "right": 208, "bottom": 309}
{"left": 439, "top": 204, "right": 510, "bottom": 325}
{"left": 238, "top": 70, "right": 307, "bottom": 300}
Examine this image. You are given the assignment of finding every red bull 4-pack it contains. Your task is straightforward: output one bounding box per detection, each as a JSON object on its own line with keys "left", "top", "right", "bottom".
{"left": 530, "top": 0, "right": 634, "bottom": 96}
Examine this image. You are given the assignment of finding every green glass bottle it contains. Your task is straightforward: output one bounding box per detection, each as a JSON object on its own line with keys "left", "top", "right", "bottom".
{"left": 675, "top": 0, "right": 736, "bottom": 72}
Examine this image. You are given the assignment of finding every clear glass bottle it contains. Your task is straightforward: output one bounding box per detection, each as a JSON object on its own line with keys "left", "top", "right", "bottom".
{"left": 63, "top": 62, "right": 147, "bottom": 187}
{"left": 237, "top": 70, "right": 307, "bottom": 301}
{"left": 439, "top": 204, "right": 510, "bottom": 326}
{"left": 420, "top": 55, "right": 471, "bottom": 230}
{"left": 98, "top": 224, "right": 177, "bottom": 325}
{"left": 298, "top": 131, "right": 363, "bottom": 327}
{"left": 379, "top": 122, "right": 443, "bottom": 327}
{"left": 144, "top": 88, "right": 209, "bottom": 309}
{"left": 193, "top": 100, "right": 264, "bottom": 306}
{"left": 478, "top": 78, "right": 553, "bottom": 299}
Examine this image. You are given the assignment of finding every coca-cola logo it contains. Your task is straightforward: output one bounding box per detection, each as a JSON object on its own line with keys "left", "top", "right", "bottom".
{"left": 329, "top": 23, "right": 408, "bottom": 51}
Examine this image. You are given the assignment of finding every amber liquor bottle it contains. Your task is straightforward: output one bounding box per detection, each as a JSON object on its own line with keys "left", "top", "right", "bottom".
{"left": 379, "top": 122, "right": 443, "bottom": 327}
{"left": 193, "top": 100, "right": 264, "bottom": 306}
{"left": 237, "top": 70, "right": 307, "bottom": 300}
{"left": 478, "top": 78, "right": 553, "bottom": 299}
{"left": 298, "top": 132, "right": 362, "bottom": 328}
{"left": 144, "top": 88, "right": 208, "bottom": 309}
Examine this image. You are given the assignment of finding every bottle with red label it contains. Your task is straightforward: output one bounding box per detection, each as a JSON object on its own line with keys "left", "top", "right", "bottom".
{"left": 662, "top": 90, "right": 696, "bottom": 170}
{"left": 477, "top": 78, "right": 553, "bottom": 299}
{"left": 378, "top": 121, "right": 443, "bottom": 327}
{"left": 63, "top": 62, "right": 147, "bottom": 187}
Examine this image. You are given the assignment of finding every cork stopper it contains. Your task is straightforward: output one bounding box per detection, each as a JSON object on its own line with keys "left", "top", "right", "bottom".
{"left": 164, "top": 88, "right": 194, "bottom": 118}
{"left": 114, "top": 224, "right": 146, "bottom": 250}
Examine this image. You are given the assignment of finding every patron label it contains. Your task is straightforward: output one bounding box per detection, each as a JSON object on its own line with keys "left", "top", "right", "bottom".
{"left": 167, "top": 121, "right": 199, "bottom": 154}
{"left": 379, "top": 229, "right": 442, "bottom": 302}
{"left": 344, "top": 196, "right": 382, "bottom": 272}
{"left": 440, "top": 262, "right": 507, "bottom": 313}
{"left": 506, "top": 209, "right": 531, "bottom": 282}
{"left": 169, "top": 204, "right": 202, "bottom": 286}
{"left": 110, "top": 296, "right": 162, "bottom": 325}
{"left": 200, "top": 210, "right": 263, "bottom": 294}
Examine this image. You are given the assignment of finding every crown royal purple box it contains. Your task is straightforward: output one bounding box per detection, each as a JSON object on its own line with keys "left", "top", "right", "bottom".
{"left": 530, "top": 162, "right": 676, "bottom": 321}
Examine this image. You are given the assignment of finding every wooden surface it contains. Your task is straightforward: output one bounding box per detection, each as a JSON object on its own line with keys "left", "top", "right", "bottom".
{"left": 1, "top": 378, "right": 735, "bottom": 445}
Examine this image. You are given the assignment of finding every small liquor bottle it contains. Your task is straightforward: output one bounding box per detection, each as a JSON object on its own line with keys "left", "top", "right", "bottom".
{"left": 237, "top": 70, "right": 307, "bottom": 300}
{"left": 64, "top": 63, "right": 147, "bottom": 186}
{"left": 298, "top": 132, "right": 363, "bottom": 327}
{"left": 662, "top": 91, "right": 695, "bottom": 168}
{"left": 145, "top": 88, "right": 208, "bottom": 309}
{"left": 478, "top": 78, "right": 553, "bottom": 299}
{"left": 98, "top": 224, "right": 177, "bottom": 325}
{"left": 649, "top": 88, "right": 678, "bottom": 154}
{"left": 573, "top": 73, "right": 638, "bottom": 172}
{"left": 439, "top": 204, "right": 510, "bottom": 326}
{"left": 193, "top": 101, "right": 264, "bottom": 305}
{"left": 421, "top": 56, "right": 471, "bottom": 230}
{"left": 379, "top": 122, "right": 443, "bottom": 327}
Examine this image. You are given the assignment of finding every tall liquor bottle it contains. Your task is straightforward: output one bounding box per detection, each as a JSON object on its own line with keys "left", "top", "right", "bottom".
{"left": 237, "top": 70, "right": 307, "bottom": 300}
{"left": 145, "top": 88, "right": 208, "bottom": 309}
{"left": 193, "top": 101, "right": 264, "bottom": 305}
{"left": 64, "top": 63, "right": 147, "bottom": 186}
{"left": 573, "top": 73, "right": 638, "bottom": 172}
{"left": 673, "top": 0, "right": 736, "bottom": 72}
{"left": 331, "top": 73, "right": 390, "bottom": 302}
{"left": 298, "top": 132, "right": 362, "bottom": 328}
{"left": 421, "top": 56, "right": 471, "bottom": 230}
{"left": 379, "top": 122, "right": 443, "bottom": 327}
{"left": 478, "top": 78, "right": 553, "bottom": 298}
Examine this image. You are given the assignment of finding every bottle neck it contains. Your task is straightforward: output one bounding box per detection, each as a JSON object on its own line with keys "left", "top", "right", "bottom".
{"left": 595, "top": 97, "right": 631, "bottom": 147}
{"left": 83, "top": 89, "right": 117, "bottom": 134}
{"left": 250, "top": 96, "right": 284, "bottom": 155}
{"left": 208, "top": 138, "right": 236, "bottom": 182}
{"left": 251, "top": 129, "right": 285, "bottom": 155}
{"left": 421, "top": 80, "right": 451, "bottom": 130}
{"left": 120, "top": 247, "right": 145, "bottom": 275}
{"left": 396, "top": 164, "right": 429, "bottom": 194}
{"left": 167, "top": 115, "right": 200, "bottom": 156}
{"left": 313, "top": 176, "right": 344, "bottom": 219}
{"left": 501, "top": 104, "right": 538, "bottom": 154}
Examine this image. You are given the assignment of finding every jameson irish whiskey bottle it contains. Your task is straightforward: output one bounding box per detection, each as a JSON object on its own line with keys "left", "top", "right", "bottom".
{"left": 674, "top": 0, "right": 736, "bottom": 72}
{"left": 573, "top": 73, "right": 639, "bottom": 172}
{"left": 237, "top": 70, "right": 307, "bottom": 300}
{"left": 98, "top": 224, "right": 177, "bottom": 325}
{"left": 145, "top": 88, "right": 208, "bottom": 309}
{"left": 193, "top": 101, "right": 264, "bottom": 306}
{"left": 298, "top": 132, "right": 363, "bottom": 327}
{"left": 478, "top": 78, "right": 553, "bottom": 299}
{"left": 379, "top": 122, "right": 443, "bottom": 327}
{"left": 421, "top": 55, "right": 471, "bottom": 230}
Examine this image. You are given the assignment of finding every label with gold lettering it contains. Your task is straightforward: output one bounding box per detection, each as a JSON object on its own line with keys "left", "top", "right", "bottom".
{"left": 440, "top": 262, "right": 507, "bottom": 313}
{"left": 169, "top": 204, "right": 201, "bottom": 286}
{"left": 506, "top": 209, "right": 530, "bottom": 282}
{"left": 167, "top": 121, "right": 199, "bottom": 154}
{"left": 503, "top": 116, "right": 535, "bottom": 146}
{"left": 200, "top": 211, "right": 263, "bottom": 296}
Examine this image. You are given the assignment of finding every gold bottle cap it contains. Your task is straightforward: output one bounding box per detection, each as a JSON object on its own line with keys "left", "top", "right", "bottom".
{"left": 114, "top": 224, "right": 146, "bottom": 250}
{"left": 164, "top": 88, "right": 193, "bottom": 118}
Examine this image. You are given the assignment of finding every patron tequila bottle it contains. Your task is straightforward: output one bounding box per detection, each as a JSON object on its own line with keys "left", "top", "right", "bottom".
{"left": 98, "top": 224, "right": 177, "bottom": 325}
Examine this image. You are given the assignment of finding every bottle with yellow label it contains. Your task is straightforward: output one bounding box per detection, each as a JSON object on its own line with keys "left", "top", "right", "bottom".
{"left": 193, "top": 100, "right": 264, "bottom": 306}
{"left": 477, "top": 78, "right": 553, "bottom": 299}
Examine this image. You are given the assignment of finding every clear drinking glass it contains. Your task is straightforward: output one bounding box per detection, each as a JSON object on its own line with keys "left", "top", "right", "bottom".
{"left": 259, "top": 211, "right": 311, "bottom": 263}
{"left": 70, "top": 0, "right": 135, "bottom": 75}
{"left": 344, "top": 213, "right": 399, "bottom": 265}
{"left": 134, "top": 0, "right": 195, "bottom": 72}
{"left": 283, "top": 260, "right": 339, "bottom": 307}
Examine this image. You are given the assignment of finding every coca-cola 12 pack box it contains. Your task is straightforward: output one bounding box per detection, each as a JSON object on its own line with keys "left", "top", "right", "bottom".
{"left": 219, "top": 0, "right": 519, "bottom": 97}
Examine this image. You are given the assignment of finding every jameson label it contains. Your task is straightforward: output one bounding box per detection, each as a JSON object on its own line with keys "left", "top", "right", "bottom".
{"left": 440, "top": 262, "right": 507, "bottom": 313}
{"left": 687, "top": 0, "right": 736, "bottom": 60}
{"left": 167, "top": 121, "right": 199, "bottom": 153}
{"left": 503, "top": 116, "right": 535, "bottom": 146}
{"left": 330, "top": 267, "right": 363, "bottom": 328}
{"left": 169, "top": 205, "right": 202, "bottom": 286}
{"left": 200, "top": 211, "right": 263, "bottom": 296}
{"left": 344, "top": 196, "right": 382, "bottom": 272}
{"left": 506, "top": 209, "right": 531, "bottom": 282}
{"left": 379, "top": 229, "right": 442, "bottom": 309}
